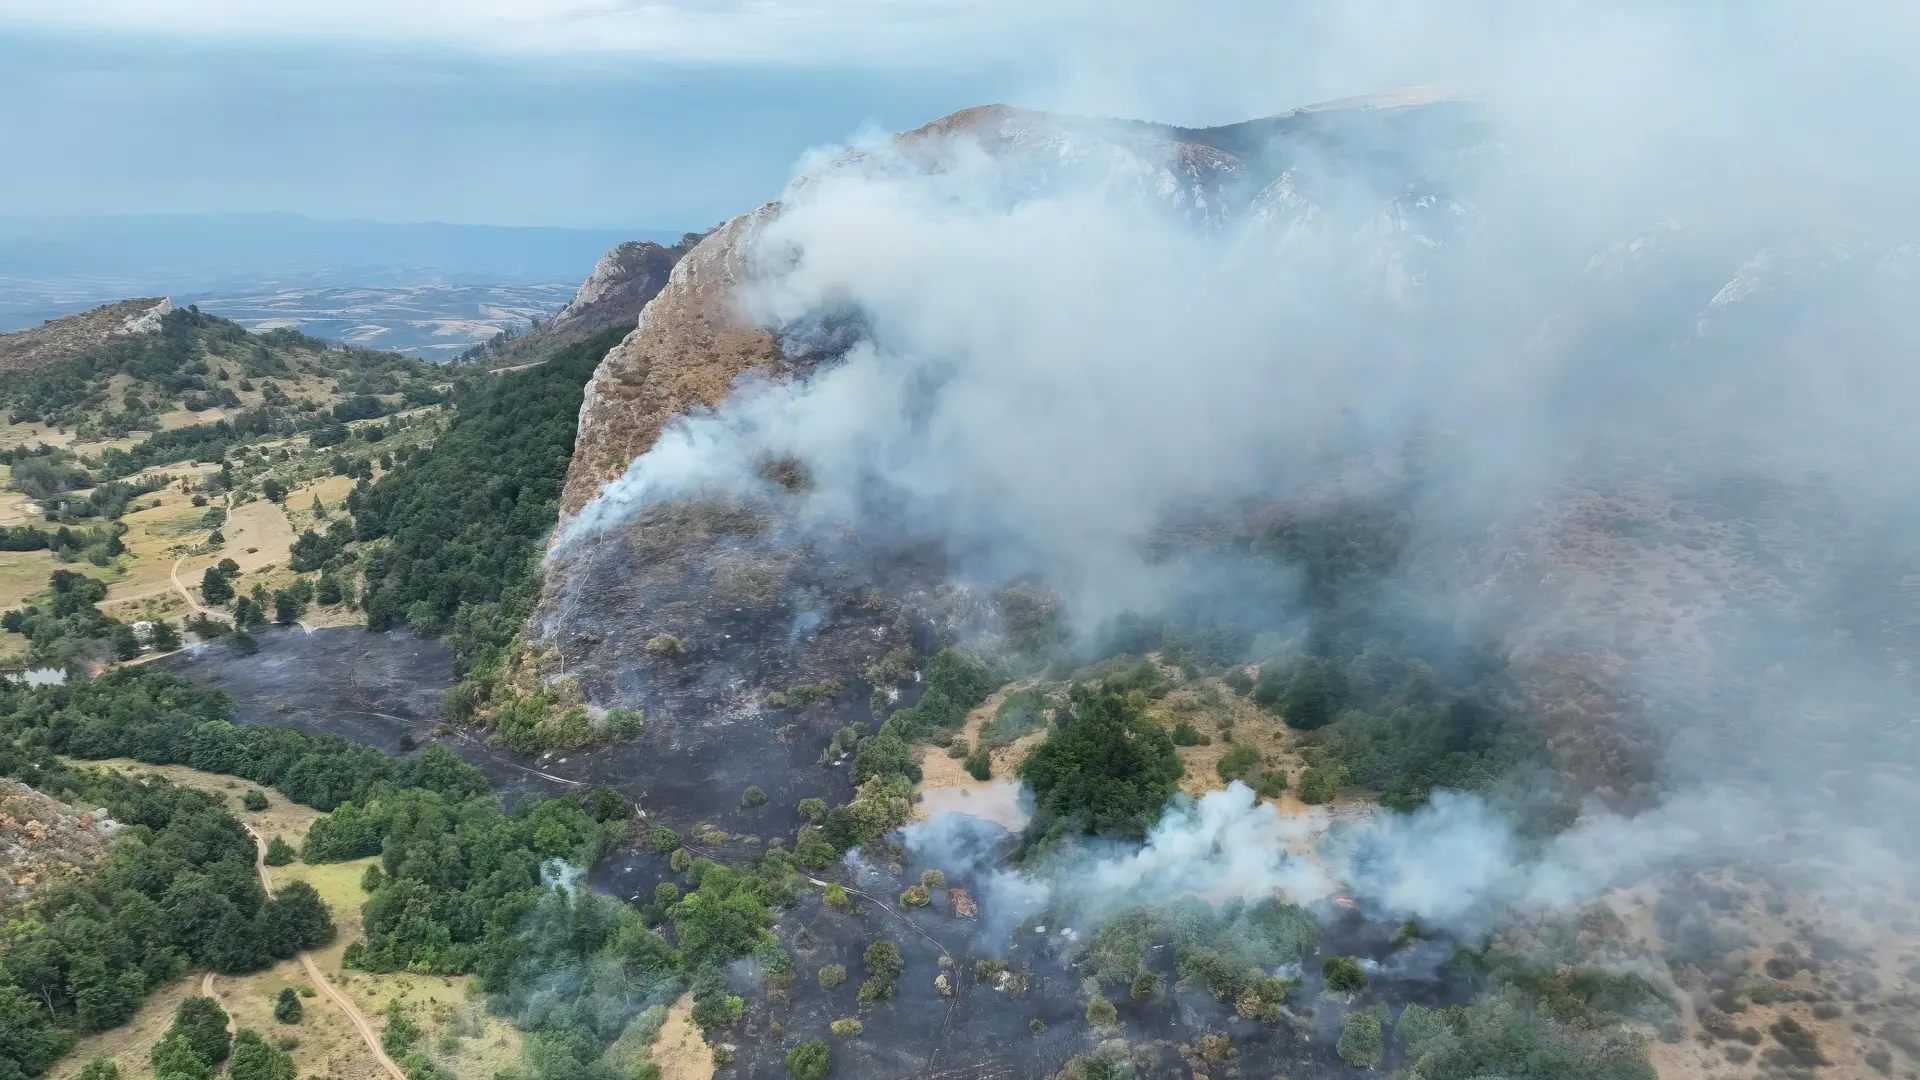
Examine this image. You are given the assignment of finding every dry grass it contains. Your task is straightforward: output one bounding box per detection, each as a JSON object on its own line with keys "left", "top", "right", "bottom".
{"left": 45, "top": 976, "right": 201, "bottom": 1080}
{"left": 76, "top": 759, "right": 326, "bottom": 840}
{"left": 648, "top": 994, "right": 715, "bottom": 1080}
{"left": 915, "top": 683, "right": 1047, "bottom": 831}
{"left": 0, "top": 421, "right": 75, "bottom": 451}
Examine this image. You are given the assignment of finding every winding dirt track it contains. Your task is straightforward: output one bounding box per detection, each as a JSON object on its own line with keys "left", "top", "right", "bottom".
{"left": 244, "top": 826, "right": 407, "bottom": 1080}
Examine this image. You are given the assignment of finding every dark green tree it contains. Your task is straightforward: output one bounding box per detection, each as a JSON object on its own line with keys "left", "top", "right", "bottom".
{"left": 1019, "top": 688, "right": 1183, "bottom": 841}
{"left": 273, "top": 989, "right": 302, "bottom": 1024}
{"left": 785, "top": 1038, "right": 830, "bottom": 1079}
{"left": 227, "top": 1029, "right": 295, "bottom": 1080}
{"left": 168, "top": 996, "right": 232, "bottom": 1065}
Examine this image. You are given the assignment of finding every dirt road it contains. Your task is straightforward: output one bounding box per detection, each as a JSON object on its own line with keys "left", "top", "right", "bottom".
{"left": 245, "top": 826, "right": 407, "bottom": 1080}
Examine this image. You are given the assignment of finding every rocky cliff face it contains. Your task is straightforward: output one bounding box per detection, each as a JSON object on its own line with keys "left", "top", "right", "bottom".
{"left": 557, "top": 91, "right": 1489, "bottom": 515}
{"left": 476, "top": 234, "right": 703, "bottom": 367}
{"left": 560, "top": 212, "right": 784, "bottom": 515}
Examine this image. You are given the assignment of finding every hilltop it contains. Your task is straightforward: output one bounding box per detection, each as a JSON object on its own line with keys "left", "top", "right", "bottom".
{"left": 0, "top": 298, "right": 175, "bottom": 373}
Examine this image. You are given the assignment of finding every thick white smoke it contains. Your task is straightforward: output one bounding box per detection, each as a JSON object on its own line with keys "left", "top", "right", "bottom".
{"left": 560, "top": 0, "right": 1920, "bottom": 952}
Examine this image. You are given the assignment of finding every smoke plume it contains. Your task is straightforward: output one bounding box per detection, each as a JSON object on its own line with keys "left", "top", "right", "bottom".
{"left": 564, "top": 0, "right": 1920, "bottom": 940}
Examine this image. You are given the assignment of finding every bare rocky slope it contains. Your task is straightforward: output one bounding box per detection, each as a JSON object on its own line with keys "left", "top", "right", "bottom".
{"left": 0, "top": 777, "right": 118, "bottom": 911}
{"left": 0, "top": 297, "right": 172, "bottom": 372}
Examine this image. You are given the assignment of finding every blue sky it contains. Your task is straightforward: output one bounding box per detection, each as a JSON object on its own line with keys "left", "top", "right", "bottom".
{"left": 0, "top": 32, "right": 1015, "bottom": 230}
{"left": 0, "top": 2, "right": 1909, "bottom": 231}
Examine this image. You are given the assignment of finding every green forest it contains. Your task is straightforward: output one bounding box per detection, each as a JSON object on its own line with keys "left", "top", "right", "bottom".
{"left": 350, "top": 327, "right": 624, "bottom": 665}
{"left": 0, "top": 666, "right": 798, "bottom": 1080}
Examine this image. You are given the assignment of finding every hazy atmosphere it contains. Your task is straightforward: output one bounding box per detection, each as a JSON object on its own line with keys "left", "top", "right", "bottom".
{"left": 1, "top": 5, "right": 1916, "bottom": 1080}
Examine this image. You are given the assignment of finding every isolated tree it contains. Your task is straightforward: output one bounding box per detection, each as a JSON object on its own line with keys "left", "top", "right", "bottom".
{"left": 263, "top": 881, "right": 335, "bottom": 951}
{"left": 201, "top": 567, "right": 234, "bottom": 605}
{"left": 1338, "top": 1007, "right": 1386, "bottom": 1067}
{"left": 243, "top": 789, "right": 269, "bottom": 811}
{"left": 1323, "top": 956, "right": 1368, "bottom": 995}
{"left": 273, "top": 589, "right": 306, "bottom": 626}
{"left": 168, "top": 996, "right": 232, "bottom": 1065}
{"left": 1019, "top": 688, "right": 1183, "bottom": 840}
{"left": 785, "top": 1038, "right": 830, "bottom": 1080}
{"left": 265, "top": 836, "right": 296, "bottom": 866}
{"left": 147, "top": 618, "right": 181, "bottom": 650}
{"left": 273, "top": 989, "right": 302, "bottom": 1025}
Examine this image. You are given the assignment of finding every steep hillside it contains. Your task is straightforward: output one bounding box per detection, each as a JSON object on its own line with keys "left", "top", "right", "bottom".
{"left": 556, "top": 94, "right": 1489, "bottom": 516}
{"left": 460, "top": 233, "right": 705, "bottom": 368}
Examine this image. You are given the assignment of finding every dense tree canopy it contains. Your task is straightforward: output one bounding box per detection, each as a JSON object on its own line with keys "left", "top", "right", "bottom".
{"left": 1019, "top": 687, "right": 1184, "bottom": 842}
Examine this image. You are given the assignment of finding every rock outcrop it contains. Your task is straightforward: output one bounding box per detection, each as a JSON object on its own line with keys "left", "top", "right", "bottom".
{"left": 560, "top": 211, "right": 783, "bottom": 515}
{"left": 557, "top": 91, "right": 1487, "bottom": 515}
{"left": 0, "top": 778, "right": 117, "bottom": 911}
{"left": 475, "top": 234, "right": 704, "bottom": 367}
{"left": 0, "top": 297, "right": 171, "bottom": 372}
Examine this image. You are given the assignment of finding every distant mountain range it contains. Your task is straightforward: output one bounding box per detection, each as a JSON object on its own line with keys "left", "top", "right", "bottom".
{"left": 0, "top": 213, "right": 687, "bottom": 336}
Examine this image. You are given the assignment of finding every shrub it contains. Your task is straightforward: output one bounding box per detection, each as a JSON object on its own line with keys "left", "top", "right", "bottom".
{"left": 170, "top": 996, "right": 233, "bottom": 1065}
{"left": 644, "top": 634, "right": 685, "bottom": 659}
{"left": 829, "top": 1018, "right": 862, "bottom": 1038}
{"left": 649, "top": 826, "right": 681, "bottom": 852}
{"left": 1323, "top": 956, "right": 1368, "bottom": 995}
{"left": 1297, "top": 763, "right": 1347, "bottom": 805}
{"left": 920, "top": 868, "right": 946, "bottom": 888}
{"left": 379, "top": 1002, "right": 419, "bottom": 1056}
{"left": 785, "top": 1038, "right": 830, "bottom": 1080}
{"left": 1253, "top": 770, "right": 1289, "bottom": 798}
{"left": 1029, "top": 1019, "right": 1046, "bottom": 1034}
{"left": 1216, "top": 743, "right": 1259, "bottom": 782}
{"left": 798, "top": 797, "right": 828, "bottom": 824}
{"left": 855, "top": 978, "right": 890, "bottom": 1003}
{"left": 823, "top": 883, "right": 849, "bottom": 910}
{"left": 1338, "top": 1007, "right": 1386, "bottom": 1067}
{"left": 963, "top": 745, "right": 992, "bottom": 781}
{"left": 817, "top": 964, "right": 846, "bottom": 990}
{"left": 864, "top": 941, "right": 903, "bottom": 981}
{"left": 264, "top": 836, "right": 296, "bottom": 866}
{"left": 741, "top": 785, "right": 768, "bottom": 808}
{"left": 1085, "top": 996, "right": 1118, "bottom": 1026}
{"left": 243, "top": 789, "right": 270, "bottom": 811}
{"left": 605, "top": 707, "right": 643, "bottom": 738}
{"left": 1198, "top": 1033, "right": 1231, "bottom": 1063}
{"left": 900, "top": 885, "right": 930, "bottom": 908}
{"left": 1171, "top": 721, "right": 1206, "bottom": 746}
{"left": 273, "top": 989, "right": 302, "bottom": 1024}
{"left": 669, "top": 848, "right": 692, "bottom": 873}
{"left": 1130, "top": 970, "right": 1161, "bottom": 1000}
{"left": 689, "top": 993, "right": 743, "bottom": 1030}
{"left": 360, "top": 864, "right": 384, "bottom": 892}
